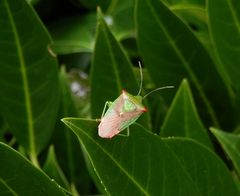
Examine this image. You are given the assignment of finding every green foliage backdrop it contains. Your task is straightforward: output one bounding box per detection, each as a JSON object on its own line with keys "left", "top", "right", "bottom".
{"left": 0, "top": 0, "right": 240, "bottom": 195}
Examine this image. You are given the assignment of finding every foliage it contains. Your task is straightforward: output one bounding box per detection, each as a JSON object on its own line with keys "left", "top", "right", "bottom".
{"left": 0, "top": 0, "right": 240, "bottom": 195}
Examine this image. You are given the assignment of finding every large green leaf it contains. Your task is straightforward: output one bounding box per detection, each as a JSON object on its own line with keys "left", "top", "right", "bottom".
{"left": 161, "top": 79, "right": 212, "bottom": 149}
{"left": 136, "top": 0, "right": 233, "bottom": 127}
{"left": 91, "top": 9, "right": 150, "bottom": 128}
{"left": 207, "top": 0, "right": 240, "bottom": 92}
{"left": 0, "top": 0, "right": 60, "bottom": 160}
{"left": 62, "top": 118, "right": 239, "bottom": 196}
{"left": 210, "top": 127, "right": 240, "bottom": 176}
{"left": 0, "top": 142, "right": 65, "bottom": 196}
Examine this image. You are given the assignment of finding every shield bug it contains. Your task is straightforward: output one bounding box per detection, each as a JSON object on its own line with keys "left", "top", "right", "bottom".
{"left": 98, "top": 62, "right": 174, "bottom": 138}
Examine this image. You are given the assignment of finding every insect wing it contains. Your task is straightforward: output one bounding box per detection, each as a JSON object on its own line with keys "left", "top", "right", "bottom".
{"left": 119, "top": 110, "right": 143, "bottom": 131}
{"left": 98, "top": 95, "right": 124, "bottom": 138}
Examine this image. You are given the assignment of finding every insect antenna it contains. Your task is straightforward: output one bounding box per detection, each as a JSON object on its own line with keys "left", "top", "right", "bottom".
{"left": 143, "top": 86, "right": 174, "bottom": 100}
{"left": 137, "top": 61, "right": 143, "bottom": 96}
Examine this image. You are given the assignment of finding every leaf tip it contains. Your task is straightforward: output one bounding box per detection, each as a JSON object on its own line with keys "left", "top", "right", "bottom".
{"left": 60, "top": 118, "right": 69, "bottom": 125}
{"left": 209, "top": 127, "right": 218, "bottom": 134}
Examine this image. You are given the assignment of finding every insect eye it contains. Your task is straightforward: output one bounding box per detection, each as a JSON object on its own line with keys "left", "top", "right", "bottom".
{"left": 123, "top": 99, "right": 136, "bottom": 112}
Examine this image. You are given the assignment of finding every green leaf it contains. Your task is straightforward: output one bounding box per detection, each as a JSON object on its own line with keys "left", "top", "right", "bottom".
{"left": 106, "top": 0, "right": 135, "bottom": 40}
{"left": 53, "top": 67, "right": 92, "bottom": 194}
{"left": 49, "top": 14, "right": 96, "bottom": 55}
{"left": 0, "top": 0, "right": 60, "bottom": 159}
{"left": 136, "top": 0, "right": 233, "bottom": 127}
{"left": 62, "top": 118, "right": 239, "bottom": 196}
{"left": 210, "top": 127, "right": 240, "bottom": 176}
{"left": 91, "top": 8, "right": 150, "bottom": 128}
{"left": 43, "top": 145, "right": 70, "bottom": 190}
{"left": 207, "top": 0, "right": 240, "bottom": 92}
{"left": 0, "top": 142, "right": 65, "bottom": 196}
{"left": 161, "top": 79, "right": 213, "bottom": 149}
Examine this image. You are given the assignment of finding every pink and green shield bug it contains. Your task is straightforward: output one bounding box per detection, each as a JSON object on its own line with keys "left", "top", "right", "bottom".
{"left": 98, "top": 62, "right": 174, "bottom": 139}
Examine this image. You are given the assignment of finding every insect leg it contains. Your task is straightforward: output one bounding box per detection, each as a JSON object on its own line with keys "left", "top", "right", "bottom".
{"left": 126, "top": 127, "right": 130, "bottom": 137}
{"left": 118, "top": 127, "right": 130, "bottom": 137}
{"left": 101, "top": 101, "right": 112, "bottom": 118}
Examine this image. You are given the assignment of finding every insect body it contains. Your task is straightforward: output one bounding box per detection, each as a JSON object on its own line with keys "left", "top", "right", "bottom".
{"left": 98, "top": 90, "right": 147, "bottom": 138}
{"left": 98, "top": 62, "right": 174, "bottom": 139}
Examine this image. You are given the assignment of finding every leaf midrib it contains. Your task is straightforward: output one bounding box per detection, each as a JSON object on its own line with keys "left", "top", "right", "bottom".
{"left": 0, "top": 178, "right": 18, "bottom": 196}
{"left": 4, "top": 0, "right": 36, "bottom": 156}
{"left": 226, "top": 0, "right": 240, "bottom": 33}
{"left": 100, "top": 18, "right": 122, "bottom": 93}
